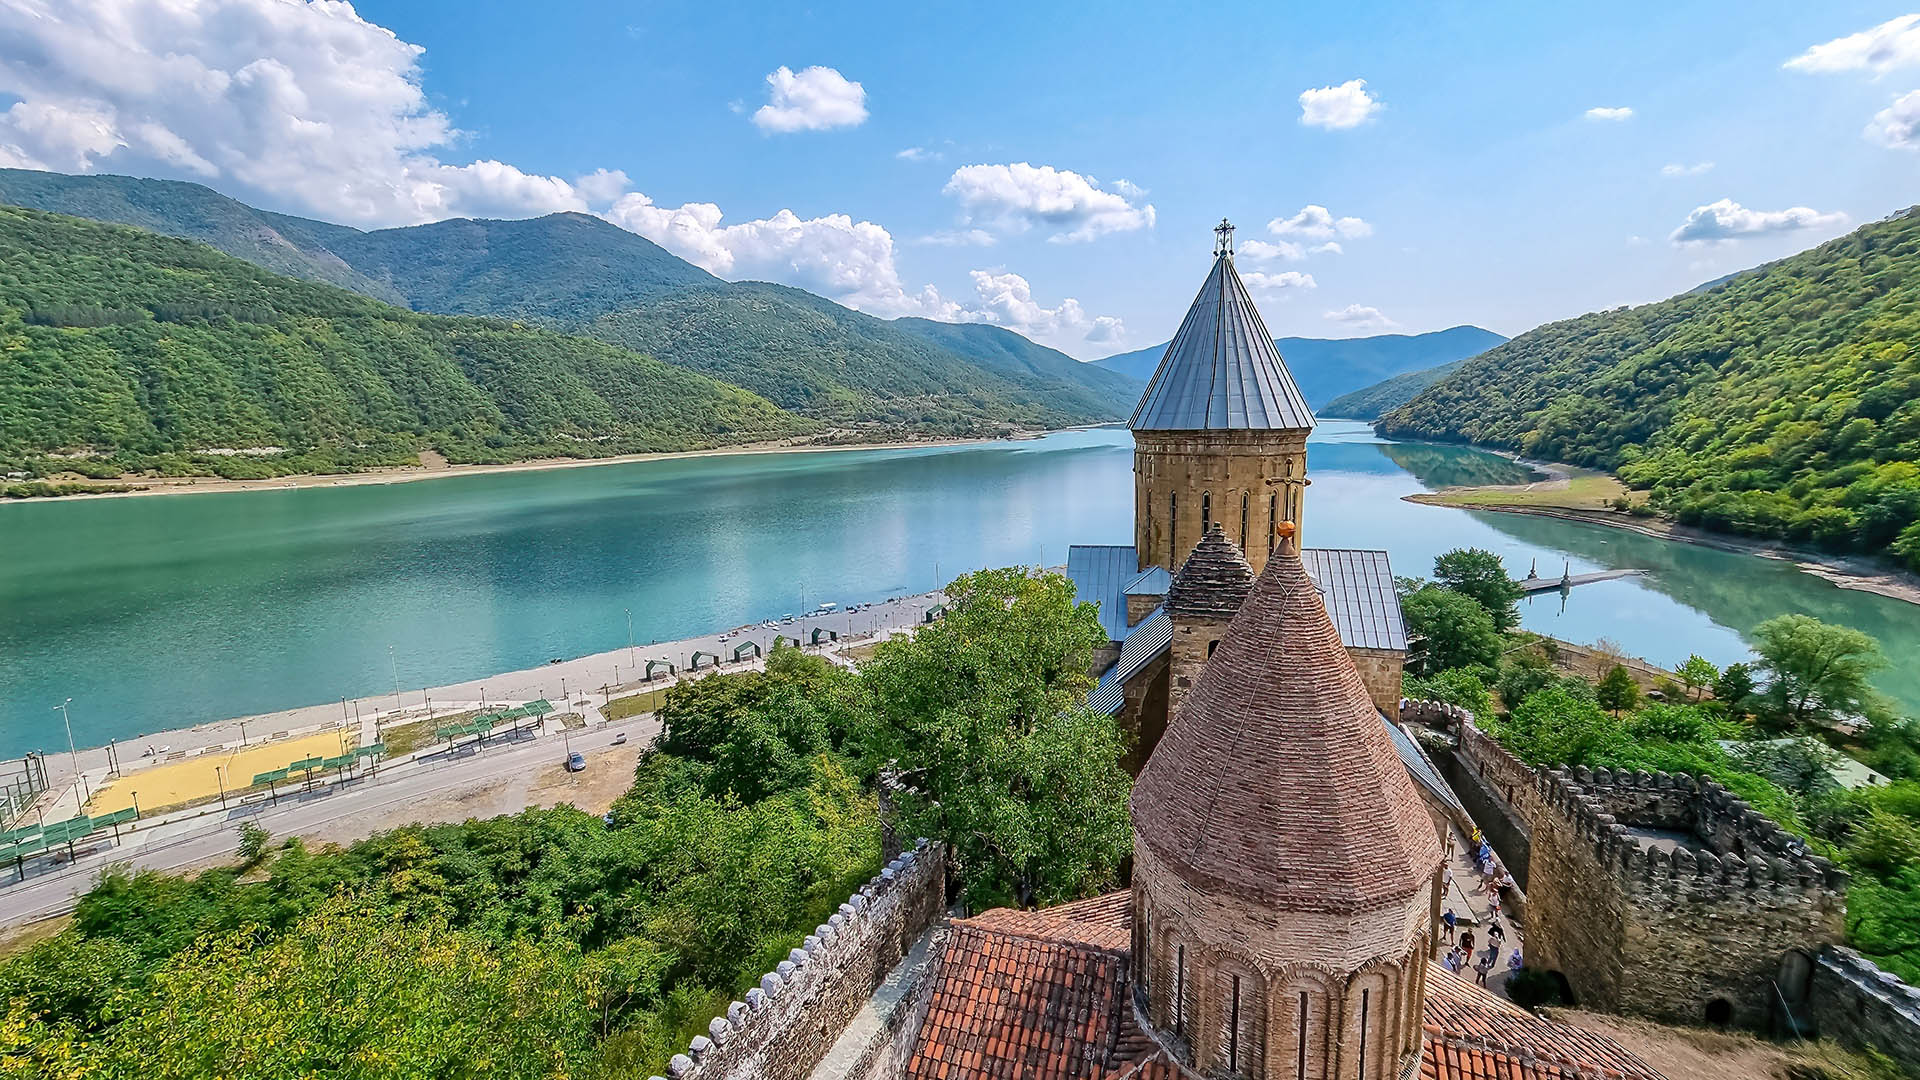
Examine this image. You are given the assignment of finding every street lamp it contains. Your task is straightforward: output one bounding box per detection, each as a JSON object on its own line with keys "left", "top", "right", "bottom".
{"left": 389, "top": 644, "right": 402, "bottom": 709}
{"left": 626, "top": 608, "right": 636, "bottom": 668}
{"left": 53, "top": 698, "right": 88, "bottom": 807}
{"left": 216, "top": 765, "right": 227, "bottom": 809}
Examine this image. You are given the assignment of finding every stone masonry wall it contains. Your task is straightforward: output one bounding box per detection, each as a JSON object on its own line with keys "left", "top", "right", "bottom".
{"left": 662, "top": 840, "right": 947, "bottom": 1080}
{"left": 1404, "top": 700, "right": 1543, "bottom": 890}
{"left": 1350, "top": 647, "right": 1404, "bottom": 721}
{"left": 1134, "top": 429, "right": 1308, "bottom": 577}
{"left": 1526, "top": 767, "right": 1846, "bottom": 1031}
{"left": 1812, "top": 947, "right": 1920, "bottom": 1075}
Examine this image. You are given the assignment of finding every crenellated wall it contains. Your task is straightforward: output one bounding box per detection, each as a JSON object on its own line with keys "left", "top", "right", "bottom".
{"left": 657, "top": 840, "right": 948, "bottom": 1080}
{"left": 1526, "top": 766, "right": 1847, "bottom": 1032}
{"left": 1812, "top": 947, "right": 1920, "bottom": 1074}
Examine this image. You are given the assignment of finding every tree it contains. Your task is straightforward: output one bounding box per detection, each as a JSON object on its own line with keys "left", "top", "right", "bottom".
{"left": 1432, "top": 548, "right": 1523, "bottom": 632}
{"left": 1714, "top": 662, "right": 1758, "bottom": 722}
{"left": 860, "top": 567, "right": 1132, "bottom": 910}
{"left": 1494, "top": 684, "right": 1625, "bottom": 766}
{"left": 1596, "top": 664, "right": 1642, "bottom": 716}
{"left": 1751, "top": 614, "right": 1886, "bottom": 733}
{"left": 1676, "top": 655, "right": 1717, "bottom": 702}
{"left": 1402, "top": 586, "right": 1502, "bottom": 674}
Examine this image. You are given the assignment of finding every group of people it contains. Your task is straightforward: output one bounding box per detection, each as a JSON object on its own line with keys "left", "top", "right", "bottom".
{"left": 1437, "top": 827, "right": 1524, "bottom": 989}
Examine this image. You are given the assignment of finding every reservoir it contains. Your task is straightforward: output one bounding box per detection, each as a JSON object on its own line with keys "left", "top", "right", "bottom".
{"left": 1, "top": 422, "right": 1914, "bottom": 758}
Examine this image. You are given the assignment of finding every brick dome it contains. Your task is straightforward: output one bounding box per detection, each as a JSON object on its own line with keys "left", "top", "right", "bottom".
{"left": 1132, "top": 537, "right": 1443, "bottom": 915}
{"left": 1165, "top": 524, "right": 1256, "bottom": 622}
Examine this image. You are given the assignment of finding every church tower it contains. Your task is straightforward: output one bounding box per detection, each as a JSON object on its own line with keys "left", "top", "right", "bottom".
{"left": 1132, "top": 221, "right": 1314, "bottom": 579}
{"left": 1163, "top": 523, "right": 1254, "bottom": 721}
{"left": 1129, "top": 528, "right": 1445, "bottom": 1079}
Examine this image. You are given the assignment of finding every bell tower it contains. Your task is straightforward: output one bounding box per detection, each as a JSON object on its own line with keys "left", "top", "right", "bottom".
{"left": 1131, "top": 220, "right": 1314, "bottom": 579}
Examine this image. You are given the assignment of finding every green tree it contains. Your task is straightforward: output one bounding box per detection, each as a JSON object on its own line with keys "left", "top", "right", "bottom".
{"left": 1432, "top": 548, "right": 1523, "bottom": 632}
{"left": 1494, "top": 684, "right": 1626, "bottom": 766}
{"left": 1596, "top": 664, "right": 1642, "bottom": 716}
{"left": 1401, "top": 668, "right": 1492, "bottom": 719}
{"left": 1714, "top": 661, "right": 1758, "bottom": 722}
{"left": 1752, "top": 615, "right": 1887, "bottom": 733}
{"left": 861, "top": 567, "right": 1132, "bottom": 909}
{"left": 1676, "top": 654, "right": 1718, "bottom": 703}
{"left": 1402, "top": 586, "right": 1502, "bottom": 674}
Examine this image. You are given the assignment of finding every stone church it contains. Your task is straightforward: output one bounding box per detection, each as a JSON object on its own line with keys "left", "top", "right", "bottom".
{"left": 1069, "top": 221, "right": 1408, "bottom": 775}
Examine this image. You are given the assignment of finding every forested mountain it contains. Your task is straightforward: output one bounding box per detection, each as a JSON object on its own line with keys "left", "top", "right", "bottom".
{"left": 0, "top": 207, "right": 802, "bottom": 476}
{"left": 1321, "top": 358, "right": 1466, "bottom": 419}
{"left": 0, "top": 169, "right": 1139, "bottom": 433}
{"left": 1378, "top": 207, "right": 1920, "bottom": 568}
{"left": 1094, "top": 324, "right": 1505, "bottom": 406}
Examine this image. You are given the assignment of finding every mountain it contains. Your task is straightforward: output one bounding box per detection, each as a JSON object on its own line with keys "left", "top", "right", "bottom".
{"left": 0, "top": 169, "right": 1139, "bottom": 434}
{"left": 1321, "top": 359, "right": 1468, "bottom": 419}
{"left": 1093, "top": 325, "right": 1506, "bottom": 407}
{"left": 1378, "top": 207, "right": 1920, "bottom": 567}
{"left": 0, "top": 206, "right": 802, "bottom": 475}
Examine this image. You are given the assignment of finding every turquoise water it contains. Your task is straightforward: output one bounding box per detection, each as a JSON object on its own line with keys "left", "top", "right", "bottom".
{"left": 0, "top": 423, "right": 1914, "bottom": 757}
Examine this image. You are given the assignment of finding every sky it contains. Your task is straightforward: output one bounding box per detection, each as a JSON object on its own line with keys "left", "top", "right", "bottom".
{"left": 0, "top": 2, "right": 1916, "bottom": 358}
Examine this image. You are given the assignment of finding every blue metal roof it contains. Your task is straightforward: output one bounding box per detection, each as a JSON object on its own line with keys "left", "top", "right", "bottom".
{"left": 1066, "top": 544, "right": 1139, "bottom": 642}
{"left": 1385, "top": 716, "right": 1465, "bottom": 815}
{"left": 1088, "top": 609, "right": 1171, "bottom": 715}
{"left": 1301, "top": 548, "right": 1407, "bottom": 652}
{"left": 1122, "top": 566, "right": 1171, "bottom": 596}
{"left": 1129, "top": 252, "right": 1315, "bottom": 432}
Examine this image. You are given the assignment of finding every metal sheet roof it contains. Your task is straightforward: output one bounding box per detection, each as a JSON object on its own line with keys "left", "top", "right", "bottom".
{"left": 1385, "top": 717, "right": 1465, "bottom": 815}
{"left": 1066, "top": 544, "right": 1138, "bottom": 642}
{"left": 1122, "top": 566, "right": 1171, "bottom": 596}
{"left": 1128, "top": 252, "right": 1315, "bottom": 432}
{"left": 1301, "top": 548, "right": 1407, "bottom": 652}
{"left": 1088, "top": 609, "right": 1171, "bottom": 715}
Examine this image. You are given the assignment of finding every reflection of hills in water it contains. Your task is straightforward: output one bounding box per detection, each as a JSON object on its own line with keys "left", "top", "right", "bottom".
{"left": 1469, "top": 509, "right": 1920, "bottom": 713}
{"left": 1375, "top": 442, "right": 1546, "bottom": 489}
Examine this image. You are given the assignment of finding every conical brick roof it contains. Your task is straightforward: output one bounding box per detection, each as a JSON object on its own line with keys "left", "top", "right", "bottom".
{"left": 1165, "top": 525, "right": 1255, "bottom": 622}
{"left": 1131, "top": 537, "right": 1443, "bottom": 914}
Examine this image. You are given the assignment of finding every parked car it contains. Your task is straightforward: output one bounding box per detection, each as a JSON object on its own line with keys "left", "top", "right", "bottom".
{"left": 566, "top": 751, "right": 586, "bottom": 772}
{"left": 612, "top": 733, "right": 628, "bottom": 746}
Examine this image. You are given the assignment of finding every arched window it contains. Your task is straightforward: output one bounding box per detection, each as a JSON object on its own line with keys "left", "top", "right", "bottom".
{"left": 1200, "top": 491, "right": 1211, "bottom": 534}
{"left": 1169, "top": 492, "right": 1178, "bottom": 565}
{"left": 1356, "top": 988, "right": 1371, "bottom": 1080}
{"left": 1228, "top": 975, "right": 1241, "bottom": 1072}
{"left": 1268, "top": 494, "right": 1278, "bottom": 552}
{"left": 1175, "top": 945, "right": 1187, "bottom": 1036}
{"left": 1240, "top": 491, "right": 1249, "bottom": 550}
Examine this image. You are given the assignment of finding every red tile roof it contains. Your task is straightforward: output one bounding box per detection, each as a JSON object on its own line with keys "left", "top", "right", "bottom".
{"left": 1132, "top": 540, "right": 1444, "bottom": 914}
{"left": 908, "top": 895, "right": 1668, "bottom": 1080}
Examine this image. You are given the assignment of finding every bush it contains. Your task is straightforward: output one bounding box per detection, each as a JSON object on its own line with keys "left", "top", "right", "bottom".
{"left": 235, "top": 821, "right": 271, "bottom": 867}
{"left": 1506, "top": 967, "right": 1567, "bottom": 1009}
{"left": 1403, "top": 669, "right": 1492, "bottom": 719}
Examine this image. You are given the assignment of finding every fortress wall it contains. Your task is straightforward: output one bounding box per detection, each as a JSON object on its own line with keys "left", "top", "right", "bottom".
{"left": 664, "top": 840, "right": 947, "bottom": 1080}
{"left": 1405, "top": 701, "right": 1542, "bottom": 889}
{"left": 1812, "top": 947, "right": 1920, "bottom": 1074}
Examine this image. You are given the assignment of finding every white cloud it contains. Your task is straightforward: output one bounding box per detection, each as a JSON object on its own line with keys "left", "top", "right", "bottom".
{"left": 941, "top": 162, "right": 1155, "bottom": 242}
{"left": 1298, "top": 79, "right": 1381, "bottom": 129}
{"left": 751, "top": 65, "right": 867, "bottom": 133}
{"left": 953, "top": 269, "right": 1124, "bottom": 352}
{"left": 1584, "top": 106, "right": 1634, "bottom": 121}
{"left": 896, "top": 146, "right": 937, "bottom": 161}
{"left": 0, "top": 0, "right": 603, "bottom": 226}
{"left": 1867, "top": 89, "right": 1920, "bottom": 148}
{"left": 1267, "top": 205, "right": 1373, "bottom": 240}
{"left": 1785, "top": 14, "right": 1920, "bottom": 74}
{"left": 916, "top": 228, "right": 996, "bottom": 247}
{"left": 1668, "top": 199, "right": 1849, "bottom": 245}
{"left": 1660, "top": 161, "right": 1714, "bottom": 177}
{"left": 1239, "top": 238, "right": 1305, "bottom": 262}
{"left": 1323, "top": 303, "right": 1396, "bottom": 328}
{"left": 1242, "top": 270, "right": 1317, "bottom": 294}
{"left": 573, "top": 168, "right": 632, "bottom": 205}
{"left": 1085, "top": 316, "right": 1125, "bottom": 344}
{"left": 1626, "top": 235, "right": 1649, "bottom": 246}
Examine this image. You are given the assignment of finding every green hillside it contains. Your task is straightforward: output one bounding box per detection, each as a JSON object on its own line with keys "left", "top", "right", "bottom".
{"left": 0, "top": 170, "right": 1136, "bottom": 434}
{"left": 0, "top": 207, "right": 802, "bottom": 479}
{"left": 1322, "top": 358, "right": 1466, "bottom": 418}
{"left": 1378, "top": 207, "right": 1920, "bottom": 568}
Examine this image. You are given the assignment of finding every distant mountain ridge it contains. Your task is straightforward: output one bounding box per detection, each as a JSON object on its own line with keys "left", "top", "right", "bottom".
{"left": 1093, "top": 325, "right": 1506, "bottom": 408}
{"left": 0, "top": 168, "right": 1141, "bottom": 435}
{"left": 1321, "top": 359, "right": 1468, "bottom": 419}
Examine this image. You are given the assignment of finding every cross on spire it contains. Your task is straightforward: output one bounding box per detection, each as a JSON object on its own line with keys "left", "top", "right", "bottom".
{"left": 1214, "top": 218, "right": 1235, "bottom": 258}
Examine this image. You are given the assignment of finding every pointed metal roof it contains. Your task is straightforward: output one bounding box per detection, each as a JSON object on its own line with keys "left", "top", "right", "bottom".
{"left": 1128, "top": 222, "right": 1315, "bottom": 432}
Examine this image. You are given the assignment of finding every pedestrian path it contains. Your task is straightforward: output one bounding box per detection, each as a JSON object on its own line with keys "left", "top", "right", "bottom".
{"left": 1436, "top": 820, "right": 1524, "bottom": 998}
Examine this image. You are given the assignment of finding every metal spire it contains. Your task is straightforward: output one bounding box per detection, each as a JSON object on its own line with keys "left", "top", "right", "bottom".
{"left": 1214, "top": 218, "right": 1235, "bottom": 258}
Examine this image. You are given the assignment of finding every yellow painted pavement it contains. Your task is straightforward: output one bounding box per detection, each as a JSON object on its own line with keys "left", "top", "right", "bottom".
{"left": 86, "top": 729, "right": 357, "bottom": 814}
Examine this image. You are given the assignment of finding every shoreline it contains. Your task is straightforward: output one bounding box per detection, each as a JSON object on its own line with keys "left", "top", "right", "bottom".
{"left": 3, "top": 425, "right": 1107, "bottom": 505}
{"left": 1405, "top": 491, "right": 1920, "bottom": 608}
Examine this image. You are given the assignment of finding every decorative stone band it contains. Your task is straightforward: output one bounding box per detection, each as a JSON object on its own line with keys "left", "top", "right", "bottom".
{"left": 1534, "top": 767, "right": 1848, "bottom": 899}
{"left": 653, "top": 838, "right": 945, "bottom": 1080}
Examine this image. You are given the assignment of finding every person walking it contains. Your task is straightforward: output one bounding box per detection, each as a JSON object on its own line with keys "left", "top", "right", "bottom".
{"left": 1475, "top": 952, "right": 1493, "bottom": 987}
{"left": 1487, "top": 919, "right": 1506, "bottom": 949}
{"left": 1442, "top": 908, "right": 1457, "bottom": 944}
{"left": 1507, "top": 948, "right": 1524, "bottom": 975}
{"left": 1460, "top": 929, "right": 1475, "bottom": 957}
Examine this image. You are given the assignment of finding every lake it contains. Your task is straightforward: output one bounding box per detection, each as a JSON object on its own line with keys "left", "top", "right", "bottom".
{"left": 1, "top": 422, "right": 1914, "bottom": 758}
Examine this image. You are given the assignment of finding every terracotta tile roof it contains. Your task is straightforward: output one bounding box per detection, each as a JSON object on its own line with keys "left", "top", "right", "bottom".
{"left": 964, "top": 892, "right": 1133, "bottom": 952}
{"left": 1422, "top": 965, "right": 1669, "bottom": 1080}
{"left": 1164, "top": 525, "right": 1255, "bottom": 621}
{"left": 1132, "top": 539, "right": 1444, "bottom": 914}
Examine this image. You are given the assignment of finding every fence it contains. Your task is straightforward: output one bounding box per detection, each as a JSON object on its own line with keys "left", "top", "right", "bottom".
{"left": 0, "top": 753, "right": 47, "bottom": 826}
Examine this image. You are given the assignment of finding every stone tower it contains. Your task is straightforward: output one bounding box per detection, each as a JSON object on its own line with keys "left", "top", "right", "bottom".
{"left": 1131, "top": 220, "right": 1314, "bottom": 579}
{"left": 1164, "top": 524, "right": 1255, "bottom": 721}
{"left": 1129, "top": 532, "right": 1445, "bottom": 1080}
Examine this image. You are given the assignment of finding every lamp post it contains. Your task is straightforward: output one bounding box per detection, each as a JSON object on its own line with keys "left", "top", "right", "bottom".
{"left": 53, "top": 698, "right": 88, "bottom": 807}
{"left": 130, "top": 791, "right": 140, "bottom": 820}
{"left": 215, "top": 765, "right": 227, "bottom": 809}
{"left": 626, "top": 608, "right": 636, "bottom": 668}
{"left": 390, "top": 644, "right": 402, "bottom": 709}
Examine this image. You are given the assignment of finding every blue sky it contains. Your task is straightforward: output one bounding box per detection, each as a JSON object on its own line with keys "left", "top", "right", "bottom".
{"left": 1, "top": 2, "right": 1917, "bottom": 357}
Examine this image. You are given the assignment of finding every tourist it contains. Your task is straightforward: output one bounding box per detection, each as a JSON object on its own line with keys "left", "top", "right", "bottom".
{"left": 1508, "top": 949, "right": 1524, "bottom": 974}
{"left": 1475, "top": 952, "right": 1493, "bottom": 986}
{"left": 1460, "top": 929, "right": 1475, "bottom": 956}
{"left": 1442, "top": 908, "right": 1457, "bottom": 943}
{"left": 1488, "top": 919, "right": 1505, "bottom": 947}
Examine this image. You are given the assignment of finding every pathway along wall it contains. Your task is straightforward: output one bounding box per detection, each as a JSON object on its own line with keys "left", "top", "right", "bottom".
{"left": 1403, "top": 699, "right": 1543, "bottom": 889}
{"left": 658, "top": 840, "right": 947, "bottom": 1080}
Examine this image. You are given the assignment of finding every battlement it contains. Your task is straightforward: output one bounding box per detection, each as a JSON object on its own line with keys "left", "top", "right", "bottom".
{"left": 656, "top": 838, "right": 948, "bottom": 1080}
{"left": 1534, "top": 766, "right": 1849, "bottom": 902}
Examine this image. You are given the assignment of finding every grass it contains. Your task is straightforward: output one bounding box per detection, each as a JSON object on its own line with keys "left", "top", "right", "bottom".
{"left": 1408, "top": 467, "right": 1644, "bottom": 512}
{"left": 604, "top": 688, "right": 670, "bottom": 722}
{"left": 381, "top": 710, "right": 478, "bottom": 757}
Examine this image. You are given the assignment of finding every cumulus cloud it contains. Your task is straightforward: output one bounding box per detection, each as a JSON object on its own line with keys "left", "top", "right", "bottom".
{"left": 0, "top": 0, "right": 605, "bottom": 226}
{"left": 1867, "top": 90, "right": 1920, "bottom": 148}
{"left": 947, "top": 270, "right": 1126, "bottom": 353}
{"left": 1785, "top": 14, "right": 1920, "bottom": 74}
{"left": 1324, "top": 304, "right": 1396, "bottom": 328}
{"left": 1298, "top": 79, "right": 1381, "bottom": 129}
{"left": 1668, "top": 199, "right": 1849, "bottom": 245}
{"left": 751, "top": 65, "right": 868, "bottom": 133}
{"left": 1239, "top": 238, "right": 1305, "bottom": 262}
{"left": 1267, "top": 205, "right": 1373, "bottom": 240}
{"left": 1661, "top": 161, "right": 1714, "bottom": 177}
{"left": 1242, "top": 270, "right": 1317, "bottom": 294}
{"left": 941, "top": 162, "right": 1155, "bottom": 242}
{"left": 1584, "top": 106, "right": 1635, "bottom": 121}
